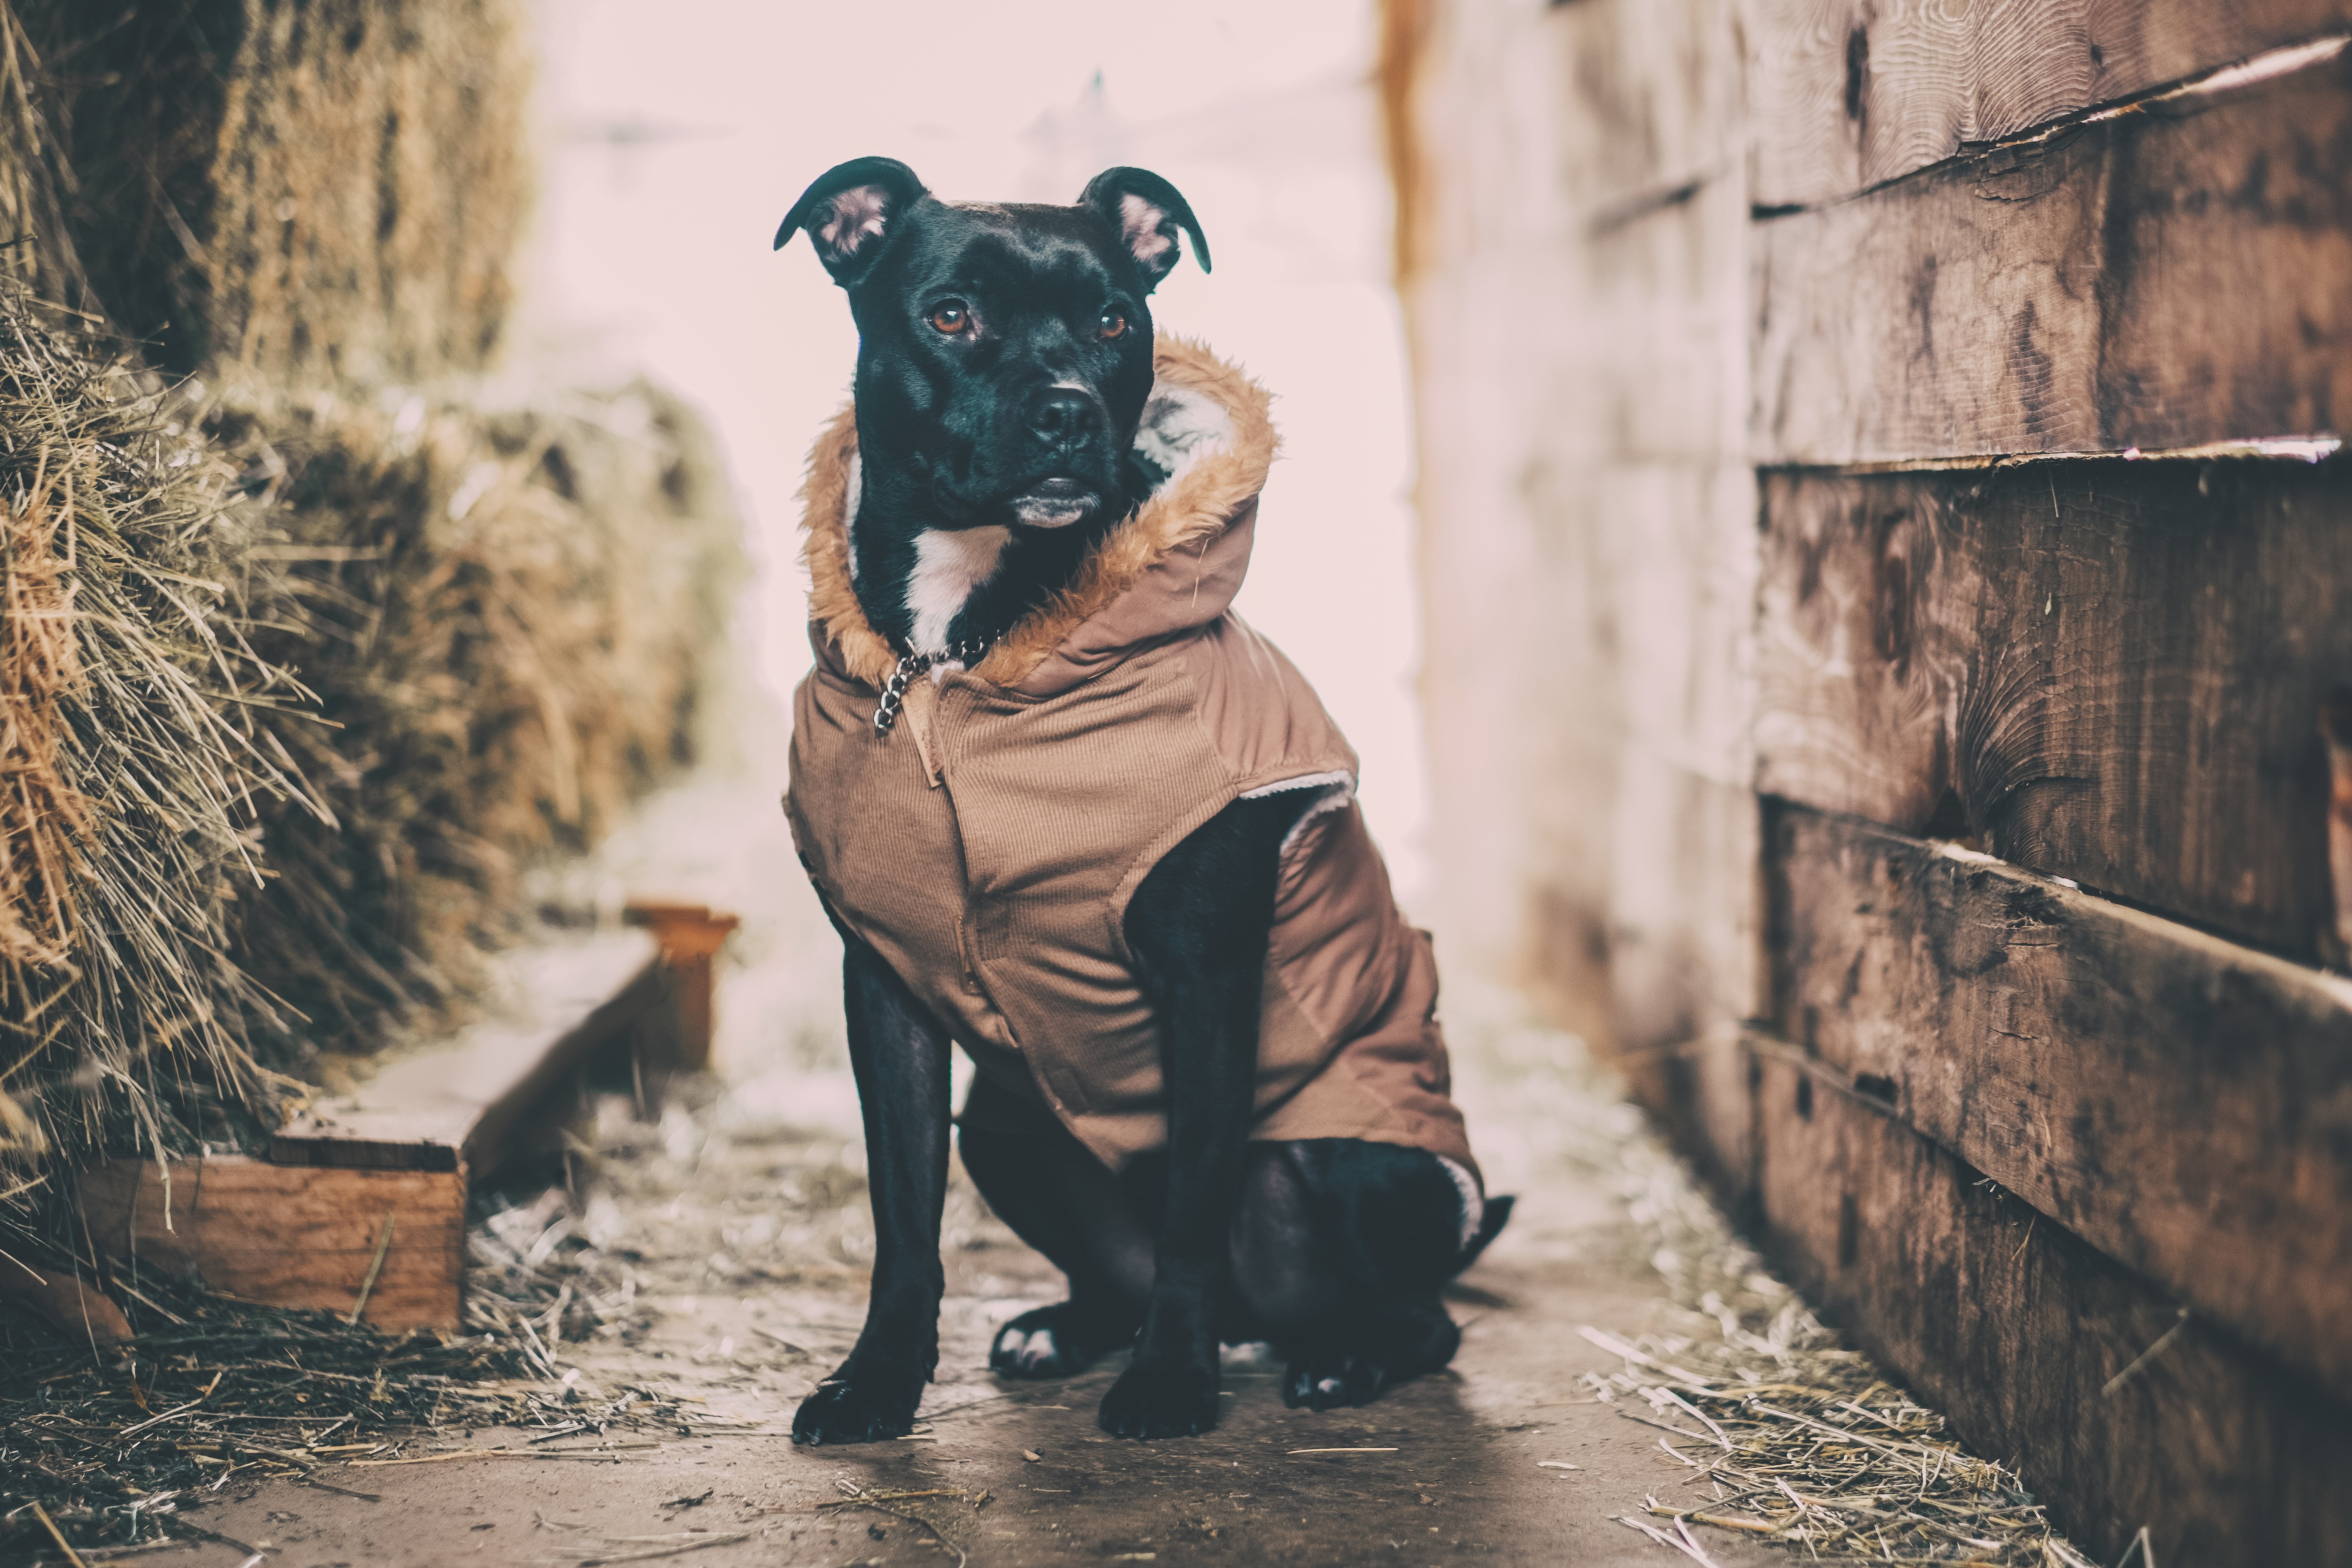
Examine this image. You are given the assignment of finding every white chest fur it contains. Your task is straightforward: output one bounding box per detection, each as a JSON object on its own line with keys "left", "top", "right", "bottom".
{"left": 907, "top": 526, "right": 1012, "bottom": 654}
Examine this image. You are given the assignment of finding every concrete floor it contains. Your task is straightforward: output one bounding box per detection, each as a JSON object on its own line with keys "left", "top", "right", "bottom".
{"left": 91, "top": 786, "right": 1789, "bottom": 1568}
{"left": 176, "top": 1169, "right": 1782, "bottom": 1568}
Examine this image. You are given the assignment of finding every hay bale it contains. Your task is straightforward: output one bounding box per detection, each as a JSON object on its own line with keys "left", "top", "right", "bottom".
{"left": 0, "top": 0, "right": 744, "bottom": 1204}
{"left": 214, "top": 382, "right": 744, "bottom": 1065}
{"left": 0, "top": 278, "right": 318, "bottom": 1208}
{"left": 18, "top": 0, "right": 531, "bottom": 385}
{"left": 0, "top": 5, "right": 92, "bottom": 310}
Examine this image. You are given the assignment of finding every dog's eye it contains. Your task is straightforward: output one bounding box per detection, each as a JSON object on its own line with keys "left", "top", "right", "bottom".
{"left": 1098, "top": 310, "right": 1128, "bottom": 340}
{"left": 928, "top": 303, "right": 968, "bottom": 334}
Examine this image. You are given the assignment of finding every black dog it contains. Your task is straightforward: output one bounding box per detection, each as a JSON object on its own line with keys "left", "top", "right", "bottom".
{"left": 775, "top": 156, "right": 1506, "bottom": 1444}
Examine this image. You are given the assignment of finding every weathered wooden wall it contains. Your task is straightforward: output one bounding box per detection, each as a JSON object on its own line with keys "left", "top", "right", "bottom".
{"left": 1387, "top": 1, "right": 2352, "bottom": 1557}
{"left": 1384, "top": 0, "right": 1759, "bottom": 1054}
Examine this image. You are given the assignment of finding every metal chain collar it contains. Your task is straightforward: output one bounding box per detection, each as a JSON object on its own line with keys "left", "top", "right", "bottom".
{"left": 872, "top": 638, "right": 990, "bottom": 737}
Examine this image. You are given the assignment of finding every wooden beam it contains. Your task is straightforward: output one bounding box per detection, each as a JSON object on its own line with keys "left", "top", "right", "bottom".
{"left": 77, "top": 1159, "right": 465, "bottom": 1332}
{"left": 2329, "top": 690, "right": 2352, "bottom": 963}
{"left": 626, "top": 902, "right": 740, "bottom": 1073}
{"left": 0, "top": 1261, "right": 132, "bottom": 1345}
{"left": 270, "top": 929, "right": 663, "bottom": 1178}
{"left": 1747, "top": 0, "right": 2352, "bottom": 209}
{"left": 1762, "top": 803, "right": 2352, "bottom": 1401}
{"left": 1396, "top": 0, "right": 1762, "bottom": 1025}
{"left": 62, "top": 924, "right": 739, "bottom": 1333}
{"left": 1628, "top": 1025, "right": 1759, "bottom": 1218}
{"left": 1753, "top": 53, "right": 2352, "bottom": 465}
{"left": 1608, "top": 760, "right": 1760, "bottom": 1060}
{"left": 1756, "top": 460, "right": 2352, "bottom": 959}
{"left": 1568, "top": 181, "right": 1753, "bottom": 465}
{"left": 1543, "top": 0, "right": 1746, "bottom": 213}
{"left": 1743, "top": 1048, "right": 2352, "bottom": 1564}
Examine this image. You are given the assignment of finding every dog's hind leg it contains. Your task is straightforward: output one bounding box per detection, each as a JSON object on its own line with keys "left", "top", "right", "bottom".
{"left": 791, "top": 926, "right": 956, "bottom": 1446}
{"left": 959, "top": 1124, "right": 1153, "bottom": 1376}
{"left": 1238, "top": 1138, "right": 1505, "bottom": 1412}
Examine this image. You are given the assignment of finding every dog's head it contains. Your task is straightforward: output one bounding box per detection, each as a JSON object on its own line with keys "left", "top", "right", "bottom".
{"left": 777, "top": 156, "right": 1208, "bottom": 534}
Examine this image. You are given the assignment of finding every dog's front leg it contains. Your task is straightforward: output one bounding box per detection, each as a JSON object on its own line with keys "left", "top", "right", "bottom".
{"left": 792, "top": 927, "right": 953, "bottom": 1445}
{"left": 1098, "top": 795, "right": 1297, "bottom": 1439}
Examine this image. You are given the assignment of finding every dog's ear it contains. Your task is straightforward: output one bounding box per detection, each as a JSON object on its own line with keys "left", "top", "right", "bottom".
{"left": 1079, "top": 167, "right": 1210, "bottom": 292}
{"left": 777, "top": 156, "right": 928, "bottom": 284}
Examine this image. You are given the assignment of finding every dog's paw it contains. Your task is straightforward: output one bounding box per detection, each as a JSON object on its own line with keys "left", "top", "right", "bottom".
{"left": 791, "top": 1359, "right": 927, "bottom": 1446}
{"left": 1097, "top": 1359, "right": 1221, "bottom": 1439}
{"left": 1284, "top": 1302, "right": 1459, "bottom": 1411}
{"left": 1282, "top": 1348, "right": 1394, "bottom": 1411}
{"left": 990, "top": 1302, "right": 1133, "bottom": 1379}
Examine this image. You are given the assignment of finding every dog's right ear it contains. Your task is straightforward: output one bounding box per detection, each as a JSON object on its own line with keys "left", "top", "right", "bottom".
{"left": 777, "top": 156, "right": 928, "bottom": 285}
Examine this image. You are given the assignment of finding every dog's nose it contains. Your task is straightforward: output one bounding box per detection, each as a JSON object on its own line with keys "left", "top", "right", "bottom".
{"left": 1027, "top": 388, "right": 1099, "bottom": 449}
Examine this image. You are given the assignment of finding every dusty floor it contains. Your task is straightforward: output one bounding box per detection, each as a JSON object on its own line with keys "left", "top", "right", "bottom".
{"left": 156, "top": 1070, "right": 1788, "bottom": 1568}
{"left": 7, "top": 781, "right": 1844, "bottom": 1566}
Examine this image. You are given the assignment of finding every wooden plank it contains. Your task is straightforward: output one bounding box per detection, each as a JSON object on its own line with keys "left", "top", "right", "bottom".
{"left": 1571, "top": 186, "right": 1752, "bottom": 466}
{"left": 1752, "top": 53, "right": 2352, "bottom": 464}
{"left": 1396, "top": 0, "right": 1758, "bottom": 1021}
{"left": 1599, "top": 465, "right": 1757, "bottom": 786}
{"left": 1609, "top": 759, "right": 1760, "bottom": 1056}
{"left": 272, "top": 929, "right": 664, "bottom": 1176}
{"left": 1628, "top": 1025, "right": 1760, "bottom": 1219}
{"left": 62, "top": 925, "right": 728, "bottom": 1333}
{"left": 1406, "top": 127, "right": 1749, "bottom": 470}
{"left": 1742, "top": 1049, "right": 2352, "bottom": 1563}
{"left": 1544, "top": 0, "right": 1746, "bottom": 212}
{"left": 0, "top": 1262, "right": 132, "bottom": 1345}
{"left": 77, "top": 1159, "right": 465, "bottom": 1332}
{"left": 627, "top": 902, "right": 741, "bottom": 1072}
{"left": 1407, "top": 256, "right": 1624, "bottom": 1034}
{"left": 1747, "top": 0, "right": 2352, "bottom": 208}
{"left": 2330, "top": 691, "right": 2352, "bottom": 964}
{"left": 1761, "top": 804, "right": 2352, "bottom": 1400}
{"left": 1756, "top": 461, "right": 2352, "bottom": 957}
{"left": 1387, "top": 2, "right": 1574, "bottom": 283}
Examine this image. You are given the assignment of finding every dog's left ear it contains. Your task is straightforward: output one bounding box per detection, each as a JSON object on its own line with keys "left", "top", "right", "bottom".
{"left": 1080, "top": 167, "right": 1210, "bottom": 292}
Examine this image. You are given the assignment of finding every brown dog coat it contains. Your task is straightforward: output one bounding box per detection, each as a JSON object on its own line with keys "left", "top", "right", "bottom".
{"left": 785, "top": 338, "right": 1477, "bottom": 1179}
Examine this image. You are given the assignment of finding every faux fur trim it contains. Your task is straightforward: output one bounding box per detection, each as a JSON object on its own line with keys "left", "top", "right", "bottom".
{"left": 1241, "top": 768, "right": 1359, "bottom": 857}
{"left": 799, "top": 406, "right": 887, "bottom": 682}
{"left": 797, "top": 336, "right": 1278, "bottom": 691}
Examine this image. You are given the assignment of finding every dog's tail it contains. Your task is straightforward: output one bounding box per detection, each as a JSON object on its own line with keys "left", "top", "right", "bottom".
{"left": 1450, "top": 1194, "right": 1514, "bottom": 1276}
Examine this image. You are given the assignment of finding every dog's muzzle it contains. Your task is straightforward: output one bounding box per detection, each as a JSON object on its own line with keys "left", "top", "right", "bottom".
{"left": 1010, "top": 476, "right": 1097, "bottom": 528}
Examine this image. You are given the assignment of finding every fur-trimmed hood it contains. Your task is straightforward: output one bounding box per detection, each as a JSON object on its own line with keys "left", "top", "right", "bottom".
{"left": 799, "top": 336, "right": 1278, "bottom": 700}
